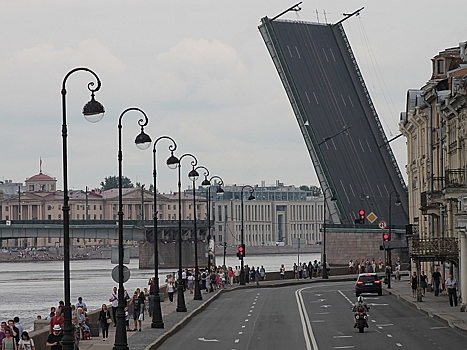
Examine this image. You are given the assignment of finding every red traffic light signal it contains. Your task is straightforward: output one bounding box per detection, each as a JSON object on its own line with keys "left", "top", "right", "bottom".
{"left": 383, "top": 233, "right": 390, "bottom": 242}
{"left": 237, "top": 244, "right": 245, "bottom": 259}
{"left": 359, "top": 209, "right": 365, "bottom": 220}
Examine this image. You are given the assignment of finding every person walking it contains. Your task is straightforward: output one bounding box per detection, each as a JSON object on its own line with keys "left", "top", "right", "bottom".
{"left": 431, "top": 268, "right": 442, "bottom": 296}
{"left": 18, "top": 331, "right": 35, "bottom": 350}
{"left": 1, "top": 329, "right": 16, "bottom": 350}
{"left": 109, "top": 286, "right": 118, "bottom": 326}
{"left": 280, "top": 264, "right": 285, "bottom": 279}
{"left": 166, "top": 275, "right": 175, "bottom": 303}
{"left": 420, "top": 271, "right": 428, "bottom": 297}
{"left": 410, "top": 271, "right": 418, "bottom": 297}
{"left": 445, "top": 274, "right": 458, "bottom": 307}
{"left": 98, "top": 304, "right": 111, "bottom": 341}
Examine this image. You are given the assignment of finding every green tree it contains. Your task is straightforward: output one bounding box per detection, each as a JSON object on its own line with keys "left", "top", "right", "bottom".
{"left": 100, "top": 176, "right": 134, "bottom": 190}
{"left": 300, "top": 185, "right": 310, "bottom": 191}
{"left": 310, "top": 186, "right": 321, "bottom": 196}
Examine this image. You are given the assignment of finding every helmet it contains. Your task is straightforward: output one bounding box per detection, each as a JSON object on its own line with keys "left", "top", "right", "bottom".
{"left": 357, "top": 296, "right": 363, "bottom": 303}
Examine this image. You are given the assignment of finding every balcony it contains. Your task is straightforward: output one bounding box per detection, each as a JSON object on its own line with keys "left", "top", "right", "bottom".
{"left": 409, "top": 237, "right": 458, "bottom": 261}
{"left": 444, "top": 169, "right": 467, "bottom": 199}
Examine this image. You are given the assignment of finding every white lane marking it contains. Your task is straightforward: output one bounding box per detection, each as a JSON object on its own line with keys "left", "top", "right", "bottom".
{"left": 396, "top": 343, "right": 402, "bottom": 347}
{"left": 430, "top": 326, "right": 448, "bottom": 330}
{"left": 316, "top": 312, "right": 329, "bottom": 315}
{"left": 387, "top": 334, "right": 393, "bottom": 338}
{"left": 296, "top": 287, "right": 319, "bottom": 350}
{"left": 238, "top": 332, "right": 243, "bottom": 335}
{"left": 315, "top": 294, "right": 323, "bottom": 296}
{"left": 333, "top": 336, "right": 352, "bottom": 338}
{"left": 338, "top": 290, "right": 354, "bottom": 306}
{"left": 311, "top": 320, "right": 325, "bottom": 323}
{"left": 310, "top": 299, "right": 327, "bottom": 303}
{"left": 198, "top": 338, "right": 219, "bottom": 342}
{"left": 333, "top": 347, "right": 355, "bottom": 349}
{"left": 234, "top": 339, "right": 239, "bottom": 343}
{"left": 241, "top": 325, "right": 245, "bottom": 328}
{"left": 253, "top": 302, "right": 256, "bottom": 305}
{"left": 245, "top": 319, "right": 249, "bottom": 322}
{"left": 367, "top": 303, "right": 388, "bottom": 306}
{"left": 248, "top": 314, "right": 251, "bottom": 316}
{"left": 320, "top": 305, "right": 332, "bottom": 308}
{"left": 249, "top": 310, "right": 253, "bottom": 313}
{"left": 371, "top": 320, "right": 376, "bottom": 323}
{"left": 376, "top": 324, "right": 393, "bottom": 327}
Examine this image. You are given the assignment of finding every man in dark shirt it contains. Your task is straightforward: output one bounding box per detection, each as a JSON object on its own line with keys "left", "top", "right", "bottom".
{"left": 432, "top": 268, "right": 442, "bottom": 296}
{"left": 7, "top": 319, "right": 19, "bottom": 344}
{"left": 46, "top": 325, "right": 63, "bottom": 350}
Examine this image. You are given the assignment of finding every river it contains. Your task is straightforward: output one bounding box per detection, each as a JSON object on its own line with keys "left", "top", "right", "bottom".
{"left": 0, "top": 252, "right": 320, "bottom": 331}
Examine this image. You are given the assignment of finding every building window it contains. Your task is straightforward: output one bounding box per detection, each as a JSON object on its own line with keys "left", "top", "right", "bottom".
{"left": 5, "top": 206, "right": 8, "bottom": 211}
{"left": 94, "top": 205, "right": 96, "bottom": 210}
{"left": 29, "top": 185, "right": 34, "bottom": 191}
{"left": 437, "top": 59, "right": 444, "bottom": 74}
{"left": 168, "top": 205, "right": 171, "bottom": 210}
{"left": 100, "top": 214, "right": 103, "bottom": 219}
{"left": 94, "top": 214, "right": 97, "bottom": 220}
{"left": 51, "top": 184, "right": 55, "bottom": 191}
{"left": 48, "top": 215, "right": 51, "bottom": 220}
{"left": 39, "top": 184, "right": 46, "bottom": 191}
{"left": 218, "top": 225, "right": 222, "bottom": 231}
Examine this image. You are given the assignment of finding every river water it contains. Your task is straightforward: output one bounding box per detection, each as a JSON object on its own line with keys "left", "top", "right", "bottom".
{"left": 0, "top": 252, "right": 319, "bottom": 331}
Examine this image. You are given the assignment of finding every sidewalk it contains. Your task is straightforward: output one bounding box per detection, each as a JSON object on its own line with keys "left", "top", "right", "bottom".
{"left": 383, "top": 276, "right": 467, "bottom": 334}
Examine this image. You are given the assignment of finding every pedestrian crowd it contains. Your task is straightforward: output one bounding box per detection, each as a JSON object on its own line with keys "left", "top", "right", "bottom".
{"left": 0, "top": 317, "right": 34, "bottom": 350}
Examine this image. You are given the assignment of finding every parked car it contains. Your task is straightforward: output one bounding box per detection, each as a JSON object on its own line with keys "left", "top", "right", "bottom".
{"left": 36, "top": 247, "right": 48, "bottom": 251}
{"left": 355, "top": 273, "right": 382, "bottom": 296}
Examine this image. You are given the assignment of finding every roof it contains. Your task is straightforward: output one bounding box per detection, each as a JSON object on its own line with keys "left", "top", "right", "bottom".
{"left": 26, "top": 172, "right": 56, "bottom": 182}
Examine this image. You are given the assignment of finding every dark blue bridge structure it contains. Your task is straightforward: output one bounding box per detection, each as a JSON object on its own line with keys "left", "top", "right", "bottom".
{"left": 259, "top": 10, "right": 408, "bottom": 226}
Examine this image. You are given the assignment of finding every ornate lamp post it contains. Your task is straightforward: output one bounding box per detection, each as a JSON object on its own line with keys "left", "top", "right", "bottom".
{"left": 115, "top": 108, "right": 152, "bottom": 350}
{"left": 61, "top": 67, "right": 104, "bottom": 350}
{"left": 387, "top": 190, "right": 401, "bottom": 290}
{"left": 150, "top": 136, "right": 178, "bottom": 328}
{"left": 205, "top": 176, "right": 224, "bottom": 274}
{"left": 170, "top": 153, "right": 199, "bottom": 312}
{"left": 322, "top": 190, "right": 337, "bottom": 279}
{"left": 240, "top": 185, "right": 255, "bottom": 285}
{"left": 191, "top": 166, "right": 211, "bottom": 300}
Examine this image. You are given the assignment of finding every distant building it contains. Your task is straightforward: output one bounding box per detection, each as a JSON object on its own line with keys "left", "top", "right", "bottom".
{"left": 0, "top": 170, "right": 207, "bottom": 248}
{"left": 194, "top": 181, "right": 325, "bottom": 247}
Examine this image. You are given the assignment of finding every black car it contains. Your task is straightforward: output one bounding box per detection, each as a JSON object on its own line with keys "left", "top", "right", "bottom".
{"left": 355, "top": 273, "right": 382, "bottom": 296}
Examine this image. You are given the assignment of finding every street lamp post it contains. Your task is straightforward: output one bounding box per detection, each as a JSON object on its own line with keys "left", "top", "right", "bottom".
{"left": 387, "top": 190, "right": 401, "bottom": 290}
{"left": 150, "top": 136, "right": 178, "bottom": 328}
{"left": 205, "top": 176, "right": 224, "bottom": 273}
{"left": 61, "top": 67, "right": 104, "bottom": 350}
{"left": 171, "top": 153, "right": 199, "bottom": 312}
{"left": 192, "top": 166, "right": 211, "bottom": 300}
{"left": 115, "top": 108, "right": 152, "bottom": 350}
{"left": 322, "top": 190, "right": 337, "bottom": 279}
{"left": 240, "top": 185, "right": 255, "bottom": 285}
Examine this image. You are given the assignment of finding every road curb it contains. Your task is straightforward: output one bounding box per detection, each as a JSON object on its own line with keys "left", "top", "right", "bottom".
{"left": 384, "top": 287, "right": 467, "bottom": 335}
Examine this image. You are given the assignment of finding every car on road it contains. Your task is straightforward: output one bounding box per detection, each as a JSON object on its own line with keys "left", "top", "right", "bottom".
{"left": 355, "top": 273, "right": 382, "bottom": 296}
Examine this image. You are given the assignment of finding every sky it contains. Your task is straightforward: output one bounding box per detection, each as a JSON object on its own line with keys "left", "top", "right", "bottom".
{"left": 1, "top": 0, "right": 465, "bottom": 194}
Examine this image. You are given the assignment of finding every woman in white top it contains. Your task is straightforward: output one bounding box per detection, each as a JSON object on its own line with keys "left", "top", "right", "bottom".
{"left": 18, "top": 331, "right": 35, "bottom": 350}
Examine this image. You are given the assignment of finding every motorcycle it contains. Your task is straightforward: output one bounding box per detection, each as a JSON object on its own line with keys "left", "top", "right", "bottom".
{"left": 354, "top": 307, "right": 369, "bottom": 333}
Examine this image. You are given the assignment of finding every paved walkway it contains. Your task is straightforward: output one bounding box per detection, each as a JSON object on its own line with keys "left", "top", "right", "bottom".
{"left": 383, "top": 275, "right": 467, "bottom": 334}
{"left": 76, "top": 274, "right": 467, "bottom": 350}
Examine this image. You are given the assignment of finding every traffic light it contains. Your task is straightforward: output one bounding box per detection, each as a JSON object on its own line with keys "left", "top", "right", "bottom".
{"left": 383, "top": 233, "right": 390, "bottom": 242}
{"left": 354, "top": 209, "right": 365, "bottom": 224}
{"left": 237, "top": 244, "right": 245, "bottom": 259}
{"left": 224, "top": 242, "right": 227, "bottom": 254}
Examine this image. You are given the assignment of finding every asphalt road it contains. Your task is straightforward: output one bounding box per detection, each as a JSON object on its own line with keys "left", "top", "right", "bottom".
{"left": 157, "top": 282, "right": 467, "bottom": 349}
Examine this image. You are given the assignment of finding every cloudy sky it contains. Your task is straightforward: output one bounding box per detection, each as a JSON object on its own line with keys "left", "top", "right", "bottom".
{"left": 1, "top": 0, "right": 465, "bottom": 193}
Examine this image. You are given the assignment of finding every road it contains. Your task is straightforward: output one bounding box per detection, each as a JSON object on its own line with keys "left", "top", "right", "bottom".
{"left": 157, "top": 282, "right": 467, "bottom": 349}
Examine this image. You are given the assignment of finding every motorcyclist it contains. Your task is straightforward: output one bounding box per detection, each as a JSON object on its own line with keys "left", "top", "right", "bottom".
{"left": 352, "top": 296, "right": 370, "bottom": 328}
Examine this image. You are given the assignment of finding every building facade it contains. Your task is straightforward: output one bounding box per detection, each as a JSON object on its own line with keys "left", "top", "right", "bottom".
{"left": 197, "top": 182, "right": 325, "bottom": 247}
{"left": 400, "top": 41, "right": 467, "bottom": 302}
{"left": 0, "top": 170, "right": 208, "bottom": 248}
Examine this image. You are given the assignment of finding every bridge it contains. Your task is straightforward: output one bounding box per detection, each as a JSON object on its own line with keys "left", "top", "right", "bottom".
{"left": 0, "top": 219, "right": 209, "bottom": 242}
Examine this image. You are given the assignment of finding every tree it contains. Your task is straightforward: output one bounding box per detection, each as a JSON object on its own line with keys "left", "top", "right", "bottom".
{"left": 300, "top": 185, "right": 310, "bottom": 191}
{"left": 310, "top": 186, "right": 321, "bottom": 196}
{"left": 100, "top": 176, "right": 134, "bottom": 190}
